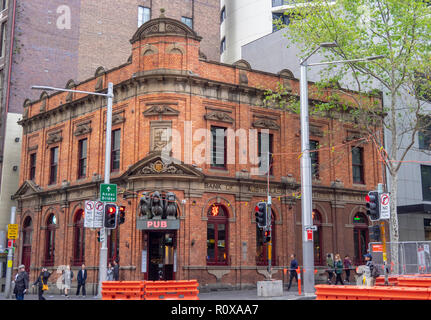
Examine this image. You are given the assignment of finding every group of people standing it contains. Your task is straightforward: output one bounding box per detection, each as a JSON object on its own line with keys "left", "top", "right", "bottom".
{"left": 326, "top": 253, "right": 353, "bottom": 285}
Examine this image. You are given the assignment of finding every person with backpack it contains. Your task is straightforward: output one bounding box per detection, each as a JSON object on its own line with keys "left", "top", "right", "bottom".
{"left": 334, "top": 254, "right": 344, "bottom": 285}
{"left": 364, "top": 253, "right": 379, "bottom": 286}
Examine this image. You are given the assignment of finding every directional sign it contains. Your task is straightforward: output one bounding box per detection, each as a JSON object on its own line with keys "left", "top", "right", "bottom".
{"left": 84, "top": 200, "right": 95, "bottom": 228}
{"left": 380, "top": 193, "right": 390, "bottom": 220}
{"left": 94, "top": 201, "right": 104, "bottom": 228}
{"left": 7, "top": 224, "right": 18, "bottom": 240}
{"left": 100, "top": 183, "right": 117, "bottom": 202}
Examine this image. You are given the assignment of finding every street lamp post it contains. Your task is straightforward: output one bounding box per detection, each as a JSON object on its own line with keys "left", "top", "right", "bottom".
{"left": 299, "top": 44, "right": 384, "bottom": 295}
{"left": 32, "top": 82, "right": 114, "bottom": 298}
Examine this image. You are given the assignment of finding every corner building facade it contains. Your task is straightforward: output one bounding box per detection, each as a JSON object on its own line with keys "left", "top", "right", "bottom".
{"left": 14, "top": 16, "right": 383, "bottom": 293}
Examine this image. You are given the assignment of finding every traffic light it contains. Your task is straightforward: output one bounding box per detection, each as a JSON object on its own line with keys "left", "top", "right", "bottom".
{"left": 369, "top": 225, "right": 381, "bottom": 242}
{"left": 104, "top": 203, "right": 118, "bottom": 229}
{"left": 118, "top": 206, "right": 126, "bottom": 225}
{"left": 255, "top": 202, "right": 267, "bottom": 228}
{"left": 263, "top": 229, "right": 271, "bottom": 244}
{"left": 366, "top": 191, "right": 380, "bottom": 221}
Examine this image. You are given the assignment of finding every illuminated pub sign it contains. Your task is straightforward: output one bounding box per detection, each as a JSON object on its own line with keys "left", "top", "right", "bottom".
{"left": 137, "top": 218, "right": 180, "bottom": 230}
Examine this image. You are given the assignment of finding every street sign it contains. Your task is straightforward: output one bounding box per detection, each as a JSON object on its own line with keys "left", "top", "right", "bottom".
{"left": 306, "top": 229, "right": 313, "bottom": 241}
{"left": 94, "top": 201, "right": 104, "bottom": 228}
{"left": 372, "top": 244, "right": 383, "bottom": 253}
{"left": 7, "top": 224, "right": 18, "bottom": 240}
{"left": 84, "top": 200, "right": 95, "bottom": 228}
{"left": 100, "top": 183, "right": 117, "bottom": 202}
{"left": 99, "top": 227, "right": 105, "bottom": 243}
{"left": 380, "top": 193, "right": 390, "bottom": 220}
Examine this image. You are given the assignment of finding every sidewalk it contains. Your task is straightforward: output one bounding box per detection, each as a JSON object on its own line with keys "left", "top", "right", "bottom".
{"left": 0, "top": 287, "right": 315, "bottom": 301}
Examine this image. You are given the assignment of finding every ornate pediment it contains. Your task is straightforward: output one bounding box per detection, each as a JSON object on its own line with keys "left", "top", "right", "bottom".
{"left": 122, "top": 152, "right": 204, "bottom": 179}
{"left": 252, "top": 117, "right": 280, "bottom": 130}
{"left": 74, "top": 120, "right": 92, "bottom": 136}
{"left": 204, "top": 109, "right": 234, "bottom": 124}
{"left": 13, "top": 180, "right": 43, "bottom": 199}
{"left": 143, "top": 104, "right": 180, "bottom": 117}
{"left": 46, "top": 130, "right": 63, "bottom": 145}
{"left": 130, "top": 15, "right": 202, "bottom": 44}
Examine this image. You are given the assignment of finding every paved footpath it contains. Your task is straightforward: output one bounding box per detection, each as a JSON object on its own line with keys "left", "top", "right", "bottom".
{"left": 0, "top": 288, "right": 315, "bottom": 301}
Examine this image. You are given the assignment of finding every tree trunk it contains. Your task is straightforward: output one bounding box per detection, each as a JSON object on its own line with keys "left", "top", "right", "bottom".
{"left": 389, "top": 170, "right": 400, "bottom": 274}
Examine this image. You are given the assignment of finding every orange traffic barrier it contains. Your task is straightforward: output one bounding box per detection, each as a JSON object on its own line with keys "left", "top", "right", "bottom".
{"left": 296, "top": 267, "right": 301, "bottom": 295}
{"left": 315, "top": 285, "right": 369, "bottom": 300}
{"left": 375, "top": 275, "right": 399, "bottom": 286}
{"left": 397, "top": 276, "right": 431, "bottom": 288}
{"left": 368, "top": 286, "right": 430, "bottom": 300}
{"left": 102, "top": 281, "right": 145, "bottom": 300}
{"left": 144, "top": 280, "right": 199, "bottom": 300}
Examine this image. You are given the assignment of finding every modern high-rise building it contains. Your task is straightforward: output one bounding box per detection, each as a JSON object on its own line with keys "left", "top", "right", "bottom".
{"left": 0, "top": 0, "right": 221, "bottom": 292}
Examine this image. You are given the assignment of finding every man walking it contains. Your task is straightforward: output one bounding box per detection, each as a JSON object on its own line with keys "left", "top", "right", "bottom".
{"left": 13, "top": 265, "right": 29, "bottom": 300}
{"left": 76, "top": 264, "right": 87, "bottom": 297}
{"left": 287, "top": 254, "right": 299, "bottom": 291}
{"left": 113, "top": 260, "right": 120, "bottom": 281}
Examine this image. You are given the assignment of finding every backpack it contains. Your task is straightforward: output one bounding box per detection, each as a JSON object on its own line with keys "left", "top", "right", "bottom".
{"left": 371, "top": 265, "right": 380, "bottom": 278}
{"left": 70, "top": 271, "right": 74, "bottom": 279}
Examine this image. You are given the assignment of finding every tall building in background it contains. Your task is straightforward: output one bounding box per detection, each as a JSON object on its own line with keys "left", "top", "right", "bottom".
{"left": 0, "top": 0, "right": 220, "bottom": 292}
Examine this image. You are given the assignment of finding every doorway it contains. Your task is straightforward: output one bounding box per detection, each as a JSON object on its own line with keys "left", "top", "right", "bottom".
{"left": 148, "top": 231, "right": 176, "bottom": 280}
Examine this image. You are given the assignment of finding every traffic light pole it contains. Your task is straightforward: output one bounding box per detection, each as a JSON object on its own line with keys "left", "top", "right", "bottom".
{"left": 97, "top": 82, "right": 114, "bottom": 298}
{"left": 4, "top": 206, "right": 16, "bottom": 299}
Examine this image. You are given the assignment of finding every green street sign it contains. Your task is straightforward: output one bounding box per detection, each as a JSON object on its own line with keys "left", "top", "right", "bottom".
{"left": 100, "top": 183, "right": 117, "bottom": 202}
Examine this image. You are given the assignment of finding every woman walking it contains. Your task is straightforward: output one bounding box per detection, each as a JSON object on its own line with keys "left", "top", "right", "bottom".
{"left": 334, "top": 254, "right": 344, "bottom": 285}
{"left": 63, "top": 265, "right": 72, "bottom": 298}
{"left": 32, "top": 267, "right": 51, "bottom": 300}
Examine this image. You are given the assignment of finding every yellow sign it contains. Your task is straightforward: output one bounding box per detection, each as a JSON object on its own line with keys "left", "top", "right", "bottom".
{"left": 7, "top": 260, "right": 12, "bottom": 268}
{"left": 7, "top": 224, "right": 18, "bottom": 239}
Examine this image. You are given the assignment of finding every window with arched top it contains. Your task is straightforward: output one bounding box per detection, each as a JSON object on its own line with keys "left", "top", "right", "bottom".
{"left": 256, "top": 210, "right": 277, "bottom": 266}
{"left": 44, "top": 213, "right": 56, "bottom": 266}
{"left": 73, "top": 210, "right": 85, "bottom": 266}
{"left": 313, "top": 210, "right": 323, "bottom": 266}
{"left": 22, "top": 216, "right": 33, "bottom": 272}
{"left": 353, "top": 212, "right": 369, "bottom": 265}
{"left": 206, "top": 204, "right": 228, "bottom": 265}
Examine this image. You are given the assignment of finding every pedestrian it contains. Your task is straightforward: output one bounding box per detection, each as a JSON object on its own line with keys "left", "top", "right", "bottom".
{"left": 326, "top": 253, "right": 334, "bottom": 284}
{"left": 334, "top": 254, "right": 344, "bottom": 285}
{"left": 13, "top": 265, "right": 29, "bottom": 300}
{"left": 364, "top": 253, "right": 379, "bottom": 286}
{"left": 63, "top": 265, "right": 73, "bottom": 298}
{"left": 113, "top": 259, "right": 120, "bottom": 281}
{"left": 343, "top": 255, "right": 352, "bottom": 283}
{"left": 76, "top": 264, "right": 87, "bottom": 297}
{"left": 107, "top": 262, "right": 114, "bottom": 281}
{"left": 32, "top": 267, "right": 51, "bottom": 300}
{"left": 287, "top": 254, "right": 299, "bottom": 291}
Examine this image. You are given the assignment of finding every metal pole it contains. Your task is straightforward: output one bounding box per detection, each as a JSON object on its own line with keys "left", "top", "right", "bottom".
{"left": 299, "top": 61, "right": 315, "bottom": 295}
{"left": 97, "top": 82, "right": 113, "bottom": 298}
{"left": 4, "top": 206, "right": 16, "bottom": 299}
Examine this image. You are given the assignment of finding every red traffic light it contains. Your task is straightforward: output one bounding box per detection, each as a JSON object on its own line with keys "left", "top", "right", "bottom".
{"left": 365, "top": 194, "right": 370, "bottom": 202}
{"left": 108, "top": 206, "right": 116, "bottom": 214}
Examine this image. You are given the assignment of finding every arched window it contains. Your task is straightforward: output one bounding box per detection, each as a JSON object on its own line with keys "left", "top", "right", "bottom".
{"left": 22, "top": 217, "right": 33, "bottom": 272}
{"left": 44, "top": 213, "right": 56, "bottom": 266}
{"left": 73, "top": 210, "right": 85, "bottom": 266}
{"left": 206, "top": 204, "right": 228, "bottom": 265}
{"left": 313, "top": 210, "right": 323, "bottom": 266}
{"left": 353, "top": 212, "right": 369, "bottom": 265}
{"left": 256, "top": 211, "right": 277, "bottom": 266}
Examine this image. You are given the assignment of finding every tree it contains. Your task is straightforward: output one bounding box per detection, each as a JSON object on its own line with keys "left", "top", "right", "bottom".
{"left": 278, "top": 0, "right": 431, "bottom": 271}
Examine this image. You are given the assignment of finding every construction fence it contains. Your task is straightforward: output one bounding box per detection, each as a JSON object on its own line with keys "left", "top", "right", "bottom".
{"left": 369, "top": 241, "right": 431, "bottom": 275}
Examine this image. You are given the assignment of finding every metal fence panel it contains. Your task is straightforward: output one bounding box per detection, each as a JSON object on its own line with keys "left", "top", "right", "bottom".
{"left": 369, "top": 241, "right": 431, "bottom": 275}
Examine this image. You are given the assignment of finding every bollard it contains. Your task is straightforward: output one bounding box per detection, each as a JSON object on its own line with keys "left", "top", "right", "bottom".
{"left": 296, "top": 266, "right": 301, "bottom": 295}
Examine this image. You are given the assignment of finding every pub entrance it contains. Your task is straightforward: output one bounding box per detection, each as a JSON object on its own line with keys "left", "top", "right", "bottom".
{"left": 148, "top": 231, "right": 176, "bottom": 280}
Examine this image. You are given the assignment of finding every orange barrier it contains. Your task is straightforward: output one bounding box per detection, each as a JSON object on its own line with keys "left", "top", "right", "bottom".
{"left": 296, "top": 267, "right": 301, "bottom": 296}
{"left": 102, "top": 281, "right": 145, "bottom": 300}
{"left": 368, "top": 286, "right": 430, "bottom": 300}
{"left": 144, "top": 280, "right": 199, "bottom": 300}
{"left": 397, "top": 276, "right": 431, "bottom": 288}
{"left": 375, "top": 275, "right": 399, "bottom": 286}
{"left": 315, "top": 285, "right": 369, "bottom": 300}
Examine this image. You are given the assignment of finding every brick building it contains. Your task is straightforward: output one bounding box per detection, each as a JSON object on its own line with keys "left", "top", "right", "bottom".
{"left": 13, "top": 15, "right": 382, "bottom": 293}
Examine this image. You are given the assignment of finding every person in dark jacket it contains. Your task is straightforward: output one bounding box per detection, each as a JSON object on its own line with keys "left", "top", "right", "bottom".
{"left": 113, "top": 260, "right": 120, "bottom": 281}
{"left": 343, "top": 255, "right": 352, "bottom": 283}
{"left": 13, "top": 265, "right": 29, "bottom": 300}
{"left": 76, "top": 264, "right": 87, "bottom": 297}
{"left": 32, "top": 267, "right": 51, "bottom": 300}
{"left": 287, "top": 254, "right": 299, "bottom": 291}
{"left": 334, "top": 254, "right": 344, "bottom": 285}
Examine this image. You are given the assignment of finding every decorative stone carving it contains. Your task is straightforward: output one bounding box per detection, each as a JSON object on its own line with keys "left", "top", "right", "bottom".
{"left": 140, "top": 159, "right": 184, "bottom": 175}
{"left": 310, "top": 124, "right": 323, "bottom": 137}
{"left": 204, "top": 111, "right": 234, "bottom": 123}
{"left": 139, "top": 192, "right": 151, "bottom": 218}
{"left": 74, "top": 121, "right": 92, "bottom": 136}
{"left": 112, "top": 110, "right": 126, "bottom": 125}
{"left": 252, "top": 117, "right": 280, "bottom": 130}
{"left": 150, "top": 191, "right": 164, "bottom": 219}
{"left": 143, "top": 104, "right": 180, "bottom": 117}
{"left": 46, "top": 130, "right": 62, "bottom": 145}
